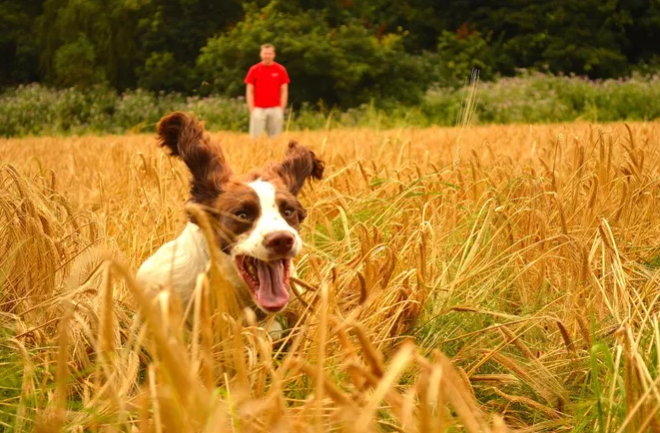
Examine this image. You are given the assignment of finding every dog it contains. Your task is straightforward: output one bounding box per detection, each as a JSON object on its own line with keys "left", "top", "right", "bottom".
{"left": 136, "top": 112, "right": 323, "bottom": 317}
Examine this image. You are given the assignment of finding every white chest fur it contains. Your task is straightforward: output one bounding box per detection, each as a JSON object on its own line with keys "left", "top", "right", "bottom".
{"left": 136, "top": 222, "right": 242, "bottom": 305}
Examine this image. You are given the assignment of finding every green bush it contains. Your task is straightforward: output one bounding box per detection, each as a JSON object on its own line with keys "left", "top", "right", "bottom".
{"left": 53, "top": 33, "right": 106, "bottom": 88}
{"left": 137, "top": 52, "right": 192, "bottom": 93}
{"left": 3, "top": 74, "right": 660, "bottom": 138}
{"left": 436, "top": 28, "right": 497, "bottom": 83}
{"left": 423, "top": 72, "right": 660, "bottom": 125}
{"left": 196, "top": 3, "right": 426, "bottom": 108}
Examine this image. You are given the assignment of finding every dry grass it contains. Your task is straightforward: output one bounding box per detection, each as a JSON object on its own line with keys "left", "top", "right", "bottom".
{"left": 2, "top": 122, "right": 660, "bottom": 432}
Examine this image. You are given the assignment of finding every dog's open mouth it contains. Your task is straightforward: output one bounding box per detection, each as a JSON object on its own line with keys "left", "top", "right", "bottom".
{"left": 236, "top": 255, "right": 291, "bottom": 313}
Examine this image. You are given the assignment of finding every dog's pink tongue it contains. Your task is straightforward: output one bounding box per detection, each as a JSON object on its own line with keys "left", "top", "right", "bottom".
{"left": 255, "top": 260, "right": 289, "bottom": 311}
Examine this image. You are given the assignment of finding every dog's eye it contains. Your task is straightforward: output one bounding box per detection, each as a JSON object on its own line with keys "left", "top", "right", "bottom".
{"left": 283, "top": 208, "right": 295, "bottom": 218}
{"left": 235, "top": 210, "right": 250, "bottom": 221}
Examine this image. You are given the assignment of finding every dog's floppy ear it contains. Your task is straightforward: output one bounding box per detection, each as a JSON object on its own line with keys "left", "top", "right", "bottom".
{"left": 274, "top": 140, "right": 324, "bottom": 195}
{"left": 157, "top": 111, "right": 232, "bottom": 203}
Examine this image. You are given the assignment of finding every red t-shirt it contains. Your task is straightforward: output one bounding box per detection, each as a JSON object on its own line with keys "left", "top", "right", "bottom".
{"left": 244, "top": 62, "right": 290, "bottom": 108}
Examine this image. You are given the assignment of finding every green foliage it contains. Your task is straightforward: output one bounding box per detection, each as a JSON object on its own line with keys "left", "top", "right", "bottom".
{"left": 424, "top": 72, "right": 660, "bottom": 125}
{"left": 133, "top": 0, "right": 242, "bottom": 92}
{"left": 137, "top": 52, "right": 191, "bottom": 92}
{"left": 465, "top": 0, "right": 633, "bottom": 78}
{"left": 32, "top": 0, "right": 241, "bottom": 92}
{"left": 3, "top": 0, "right": 660, "bottom": 108}
{"left": 37, "top": 0, "right": 141, "bottom": 89}
{"left": 197, "top": 3, "right": 426, "bottom": 108}
{"left": 436, "top": 27, "right": 496, "bottom": 82}
{"left": 0, "top": 0, "right": 41, "bottom": 86}
{"left": 0, "top": 338, "right": 26, "bottom": 431}
{"left": 53, "top": 33, "right": 105, "bottom": 87}
{"left": 4, "top": 74, "right": 660, "bottom": 138}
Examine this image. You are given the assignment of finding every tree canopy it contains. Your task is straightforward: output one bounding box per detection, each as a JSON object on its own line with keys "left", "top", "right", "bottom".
{"left": 2, "top": 0, "right": 660, "bottom": 108}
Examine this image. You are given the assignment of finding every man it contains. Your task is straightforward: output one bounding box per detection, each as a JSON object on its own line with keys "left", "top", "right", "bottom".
{"left": 244, "top": 44, "right": 290, "bottom": 139}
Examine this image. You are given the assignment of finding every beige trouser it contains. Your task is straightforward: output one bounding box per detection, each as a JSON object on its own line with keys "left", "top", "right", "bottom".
{"left": 250, "top": 107, "right": 283, "bottom": 138}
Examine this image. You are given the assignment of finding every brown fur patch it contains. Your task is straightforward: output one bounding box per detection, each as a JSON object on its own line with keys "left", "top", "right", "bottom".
{"left": 205, "top": 181, "right": 261, "bottom": 252}
{"left": 155, "top": 113, "right": 324, "bottom": 252}
{"left": 265, "top": 140, "right": 324, "bottom": 195}
{"left": 156, "top": 111, "right": 232, "bottom": 204}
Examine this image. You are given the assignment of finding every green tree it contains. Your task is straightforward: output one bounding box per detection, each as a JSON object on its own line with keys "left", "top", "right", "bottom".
{"left": 136, "top": 52, "right": 190, "bottom": 91}
{"left": 54, "top": 33, "right": 105, "bottom": 87}
{"left": 134, "top": 0, "right": 243, "bottom": 92}
{"left": 436, "top": 26, "right": 497, "bottom": 83}
{"left": 35, "top": 0, "right": 242, "bottom": 91}
{"left": 197, "top": 2, "right": 425, "bottom": 108}
{"left": 3, "top": 0, "right": 660, "bottom": 102}
{"left": 0, "top": 0, "right": 41, "bottom": 86}
{"left": 37, "top": 0, "right": 141, "bottom": 89}
{"left": 467, "top": 0, "right": 630, "bottom": 78}
{"left": 275, "top": 0, "right": 449, "bottom": 52}
{"left": 619, "top": 0, "right": 660, "bottom": 66}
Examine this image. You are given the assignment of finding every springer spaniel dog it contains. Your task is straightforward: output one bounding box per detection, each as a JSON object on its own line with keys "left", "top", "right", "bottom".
{"left": 136, "top": 112, "right": 323, "bottom": 315}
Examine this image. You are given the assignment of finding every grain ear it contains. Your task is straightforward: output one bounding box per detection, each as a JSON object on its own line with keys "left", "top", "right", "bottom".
{"left": 156, "top": 111, "right": 232, "bottom": 203}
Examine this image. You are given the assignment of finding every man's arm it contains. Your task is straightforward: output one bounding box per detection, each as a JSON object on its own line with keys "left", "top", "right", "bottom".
{"left": 246, "top": 83, "right": 255, "bottom": 113}
{"left": 280, "top": 83, "right": 288, "bottom": 114}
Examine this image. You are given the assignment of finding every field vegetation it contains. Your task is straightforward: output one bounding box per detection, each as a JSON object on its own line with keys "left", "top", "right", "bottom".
{"left": 3, "top": 73, "right": 660, "bottom": 137}
{"left": 2, "top": 121, "right": 660, "bottom": 431}
{"left": 5, "top": 0, "right": 660, "bottom": 99}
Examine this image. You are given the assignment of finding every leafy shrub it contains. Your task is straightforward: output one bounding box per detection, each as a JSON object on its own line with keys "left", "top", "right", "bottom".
{"left": 196, "top": 3, "right": 426, "bottom": 108}
{"left": 436, "top": 27, "right": 497, "bottom": 83}
{"left": 137, "top": 52, "right": 194, "bottom": 92}
{"left": 424, "top": 72, "right": 660, "bottom": 126}
{"left": 185, "top": 96, "right": 250, "bottom": 132}
{"left": 53, "top": 33, "right": 105, "bottom": 88}
{"left": 3, "top": 74, "right": 660, "bottom": 138}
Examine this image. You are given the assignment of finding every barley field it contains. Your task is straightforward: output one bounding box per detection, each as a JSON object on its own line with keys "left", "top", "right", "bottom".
{"left": 2, "top": 122, "right": 660, "bottom": 432}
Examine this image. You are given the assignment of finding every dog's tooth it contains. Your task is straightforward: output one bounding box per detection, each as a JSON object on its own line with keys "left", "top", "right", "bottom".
{"left": 247, "top": 259, "right": 257, "bottom": 278}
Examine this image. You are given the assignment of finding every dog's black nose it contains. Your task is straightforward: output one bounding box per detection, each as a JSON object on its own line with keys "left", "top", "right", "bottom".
{"left": 263, "top": 231, "right": 295, "bottom": 255}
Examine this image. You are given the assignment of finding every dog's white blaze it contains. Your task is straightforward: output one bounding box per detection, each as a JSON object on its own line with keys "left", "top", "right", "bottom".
{"left": 231, "top": 179, "right": 301, "bottom": 260}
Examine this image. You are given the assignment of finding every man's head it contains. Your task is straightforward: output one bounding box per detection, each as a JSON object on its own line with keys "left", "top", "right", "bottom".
{"left": 260, "top": 44, "right": 276, "bottom": 65}
{"left": 156, "top": 112, "right": 324, "bottom": 313}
